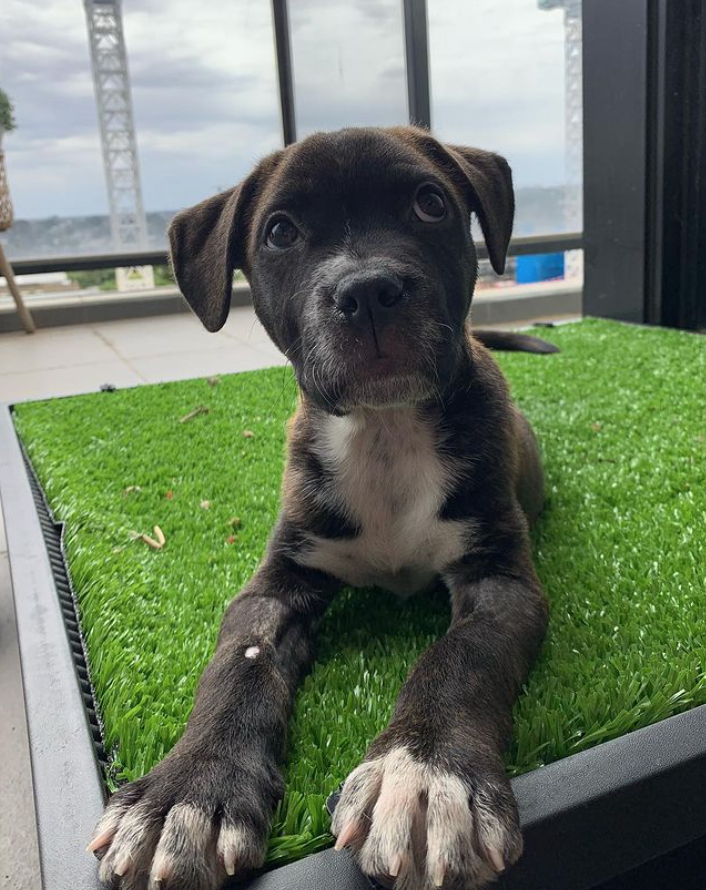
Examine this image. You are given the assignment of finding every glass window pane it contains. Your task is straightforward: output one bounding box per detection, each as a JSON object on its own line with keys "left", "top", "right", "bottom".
{"left": 1, "top": 0, "right": 281, "bottom": 261}
{"left": 428, "top": 0, "right": 582, "bottom": 238}
{"left": 289, "top": 0, "right": 408, "bottom": 137}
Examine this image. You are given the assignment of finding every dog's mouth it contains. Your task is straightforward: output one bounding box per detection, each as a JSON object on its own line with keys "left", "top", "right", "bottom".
{"left": 319, "top": 371, "right": 435, "bottom": 413}
{"left": 355, "top": 353, "right": 405, "bottom": 378}
{"left": 298, "top": 346, "right": 440, "bottom": 413}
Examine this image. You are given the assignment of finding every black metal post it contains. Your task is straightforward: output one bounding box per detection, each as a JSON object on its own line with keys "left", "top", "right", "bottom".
{"left": 402, "top": 0, "right": 431, "bottom": 130}
{"left": 271, "top": 0, "right": 297, "bottom": 145}
{"left": 582, "top": 0, "right": 650, "bottom": 322}
{"left": 645, "top": 0, "right": 706, "bottom": 331}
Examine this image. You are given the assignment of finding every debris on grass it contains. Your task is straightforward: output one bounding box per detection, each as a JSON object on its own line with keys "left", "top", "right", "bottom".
{"left": 131, "top": 525, "right": 166, "bottom": 550}
{"left": 165, "top": 490, "right": 174, "bottom": 500}
{"left": 242, "top": 429, "right": 254, "bottom": 438}
{"left": 140, "top": 532, "right": 162, "bottom": 550}
{"left": 207, "top": 376, "right": 220, "bottom": 387}
{"left": 200, "top": 500, "right": 211, "bottom": 510}
{"left": 179, "top": 405, "right": 210, "bottom": 424}
{"left": 230, "top": 516, "right": 242, "bottom": 528}
{"left": 225, "top": 535, "right": 237, "bottom": 545}
{"left": 122, "top": 485, "right": 142, "bottom": 496}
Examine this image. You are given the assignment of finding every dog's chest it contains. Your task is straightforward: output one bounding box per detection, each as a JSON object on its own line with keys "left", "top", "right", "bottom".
{"left": 301, "top": 410, "right": 468, "bottom": 595}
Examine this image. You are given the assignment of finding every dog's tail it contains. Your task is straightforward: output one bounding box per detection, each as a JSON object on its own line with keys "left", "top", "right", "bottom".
{"left": 472, "top": 329, "right": 560, "bottom": 354}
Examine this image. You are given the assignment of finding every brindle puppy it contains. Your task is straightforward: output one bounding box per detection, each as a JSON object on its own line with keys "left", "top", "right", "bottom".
{"left": 89, "top": 126, "right": 554, "bottom": 890}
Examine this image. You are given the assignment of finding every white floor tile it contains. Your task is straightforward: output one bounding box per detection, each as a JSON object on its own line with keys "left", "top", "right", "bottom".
{"left": 93, "top": 313, "right": 236, "bottom": 359}
{"left": 129, "top": 342, "right": 286, "bottom": 385}
{"left": 1, "top": 360, "right": 144, "bottom": 404}
{"left": 221, "top": 307, "right": 273, "bottom": 346}
{"left": 0, "top": 325, "right": 117, "bottom": 375}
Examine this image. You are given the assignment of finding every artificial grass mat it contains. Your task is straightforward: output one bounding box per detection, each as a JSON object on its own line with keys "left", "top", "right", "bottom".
{"left": 12, "top": 317, "right": 706, "bottom": 866}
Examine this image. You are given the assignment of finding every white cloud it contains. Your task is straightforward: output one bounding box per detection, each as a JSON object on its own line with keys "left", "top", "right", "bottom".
{"left": 429, "top": 0, "right": 567, "bottom": 185}
{"left": 1, "top": 0, "right": 573, "bottom": 222}
{"left": 290, "top": 0, "right": 408, "bottom": 133}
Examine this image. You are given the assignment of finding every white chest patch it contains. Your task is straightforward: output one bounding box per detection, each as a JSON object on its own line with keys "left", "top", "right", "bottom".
{"left": 298, "top": 408, "right": 470, "bottom": 596}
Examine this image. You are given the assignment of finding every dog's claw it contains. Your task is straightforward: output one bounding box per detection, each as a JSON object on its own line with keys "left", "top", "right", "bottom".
{"left": 223, "top": 846, "right": 237, "bottom": 876}
{"left": 113, "top": 854, "right": 130, "bottom": 877}
{"left": 149, "top": 866, "right": 169, "bottom": 889}
{"left": 431, "top": 861, "right": 446, "bottom": 887}
{"left": 486, "top": 846, "right": 505, "bottom": 874}
{"left": 87, "top": 828, "right": 115, "bottom": 854}
{"left": 334, "top": 819, "right": 360, "bottom": 851}
{"left": 389, "top": 852, "right": 402, "bottom": 877}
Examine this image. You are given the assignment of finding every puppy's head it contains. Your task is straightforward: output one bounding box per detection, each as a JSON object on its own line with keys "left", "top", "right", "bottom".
{"left": 169, "top": 126, "right": 514, "bottom": 412}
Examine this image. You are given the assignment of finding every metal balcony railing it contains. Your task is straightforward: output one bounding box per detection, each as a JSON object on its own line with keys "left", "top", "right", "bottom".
{"left": 11, "top": 233, "right": 583, "bottom": 278}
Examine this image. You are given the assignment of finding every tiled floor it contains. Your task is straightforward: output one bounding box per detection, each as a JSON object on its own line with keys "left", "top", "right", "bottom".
{"left": 0, "top": 308, "right": 285, "bottom": 889}
{"left": 0, "top": 307, "right": 286, "bottom": 403}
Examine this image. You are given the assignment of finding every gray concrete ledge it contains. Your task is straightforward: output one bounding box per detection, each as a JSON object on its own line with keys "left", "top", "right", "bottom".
{"left": 1, "top": 282, "right": 582, "bottom": 334}
{"left": 0, "top": 284, "right": 253, "bottom": 334}
{"left": 471, "top": 281, "right": 582, "bottom": 326}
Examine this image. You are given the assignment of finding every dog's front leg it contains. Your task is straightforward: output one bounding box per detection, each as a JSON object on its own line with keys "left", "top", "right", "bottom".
{"left": 332, "top": 525, "right": 548, "bottom": 890}
{"left": 90, "top": 550, "right": 339, "bottom": 890}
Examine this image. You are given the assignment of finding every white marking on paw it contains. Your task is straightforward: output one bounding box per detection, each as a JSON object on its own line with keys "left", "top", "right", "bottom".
{"left": 97, "top": 802, "right": 161, "bottom": 882}
{"left": 426, "top": 768, "right": 476, "bottom": 886}
{"left": 333, "top": 746, "right": 510, "bottom": 889}
{"left": 244, "top": 646, "right": 260, "bottom": 659}
{"left": 149, "top": 803, "right": 219, "bottom": 887}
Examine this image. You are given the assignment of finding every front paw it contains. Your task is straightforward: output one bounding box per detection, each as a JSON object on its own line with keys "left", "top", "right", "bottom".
{"left": 331, "top": 744, "right": 521, "bottom": 890}
{"left": 88, "top": 752, "right": 282, "bottom": 890}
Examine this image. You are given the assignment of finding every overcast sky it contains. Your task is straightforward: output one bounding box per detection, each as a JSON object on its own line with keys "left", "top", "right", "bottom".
{"left": 1, "top": 0, "right": 568, "bottom": 220}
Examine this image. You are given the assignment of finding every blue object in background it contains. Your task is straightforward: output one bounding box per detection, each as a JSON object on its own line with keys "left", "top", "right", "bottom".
{"left": 516, "top": 252, "right": 565, "bottom": 284}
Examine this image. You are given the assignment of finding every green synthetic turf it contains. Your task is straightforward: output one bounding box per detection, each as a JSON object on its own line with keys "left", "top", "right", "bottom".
{"left": 12, "top": 318, "right": 706, "bottom": 865}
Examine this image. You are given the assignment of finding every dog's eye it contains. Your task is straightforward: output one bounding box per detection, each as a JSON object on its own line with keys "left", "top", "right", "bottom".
{"left": 413, "top": 185, "right": 446, "bottom": 223}
{"left": 266, "top": 218, "right": 299, "bottom": 250}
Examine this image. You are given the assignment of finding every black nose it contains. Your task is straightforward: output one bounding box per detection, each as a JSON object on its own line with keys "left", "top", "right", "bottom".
{"left": 333, "top": 270, "right": 404, "bottom": 331}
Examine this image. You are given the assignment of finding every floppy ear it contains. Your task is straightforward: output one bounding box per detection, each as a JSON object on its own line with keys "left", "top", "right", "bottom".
{"left": 168, "top": 185, "right": 251, "bottom": 332}
{"left": 392, "top": 127, "right": 515, "bottom": 274}
{"left": 445, "top": 144, "right": 515, "bottom": 275}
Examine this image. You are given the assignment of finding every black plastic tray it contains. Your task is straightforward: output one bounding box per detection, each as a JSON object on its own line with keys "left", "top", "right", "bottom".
{"left": 2, "top": 401, "right": 706, "bottom": 890}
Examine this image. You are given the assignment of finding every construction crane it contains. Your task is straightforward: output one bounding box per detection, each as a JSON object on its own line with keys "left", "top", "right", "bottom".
{"left": 538, "top": 0, "right": 582, "bottom": 279}
{"left": 83, "top": 0, "right": 148, "bottom": 254}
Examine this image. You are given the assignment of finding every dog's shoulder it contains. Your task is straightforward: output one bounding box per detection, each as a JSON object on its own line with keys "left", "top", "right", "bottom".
{"left": 436, "top": 331, "right": 516, "bottom": 447}
{"left": 467, "top": 329, "right": 514, "bottom": 402}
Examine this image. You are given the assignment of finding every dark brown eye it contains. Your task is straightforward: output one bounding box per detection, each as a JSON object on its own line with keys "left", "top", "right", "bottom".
{"left": 413, "top": 185, "right": 446, "bottom": 223}
{"left": 266, "top": 217, "right": 299, "bottom": 250}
